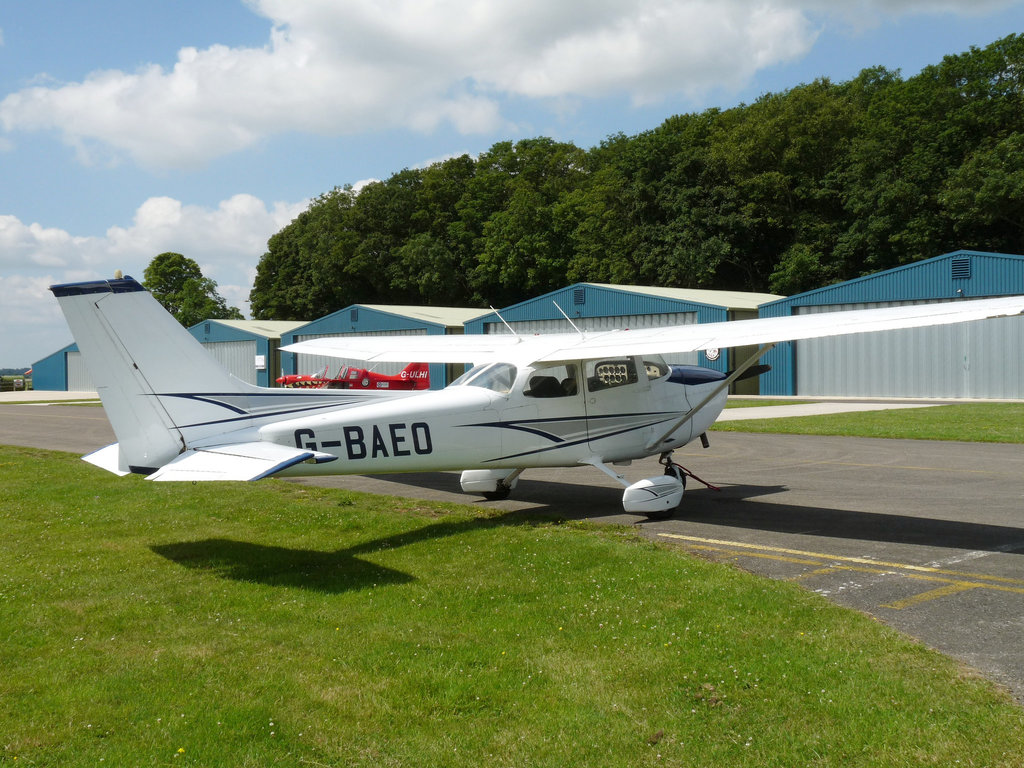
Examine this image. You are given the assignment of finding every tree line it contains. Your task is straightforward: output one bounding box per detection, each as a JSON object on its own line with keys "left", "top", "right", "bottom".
{"left": 249, "top": 34, "right": 1024, "bottom": 320}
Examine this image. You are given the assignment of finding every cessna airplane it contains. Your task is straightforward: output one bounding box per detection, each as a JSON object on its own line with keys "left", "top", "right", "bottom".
{"left": 51, "top": 276, "right": 1024, "bottom": 516}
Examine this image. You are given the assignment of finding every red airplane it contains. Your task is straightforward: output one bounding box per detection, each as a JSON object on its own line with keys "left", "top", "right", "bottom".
{"left": 276, "top": 362, "right": 430, "bottom": 390}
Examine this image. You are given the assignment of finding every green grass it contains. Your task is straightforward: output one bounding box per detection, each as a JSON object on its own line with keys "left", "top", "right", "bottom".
{"left": 2, "top": 445, "right": 1023, "bottom": 767}
{"left": 713, "top": 402, "right": 1024, "bottom": 442}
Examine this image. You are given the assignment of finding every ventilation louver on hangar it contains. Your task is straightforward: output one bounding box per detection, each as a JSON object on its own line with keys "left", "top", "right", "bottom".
{"left": 951, "top": 257, "right": 972, "bottom": 280}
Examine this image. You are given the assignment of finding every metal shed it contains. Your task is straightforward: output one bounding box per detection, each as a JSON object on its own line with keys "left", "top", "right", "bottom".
{"left": 759, "top": 250, "right": 1024, "bottom": 398}
{"left": 280, "top": 305, "right": 485, "bottom": 388}
{"left": 466, "top": 283, "right": 783, "bottom": 394}
{"left": 189, "top": 319, "right": 307, "bottom": 388}
{"left": 31, "top": 343, "right": 94, "bottom": 391}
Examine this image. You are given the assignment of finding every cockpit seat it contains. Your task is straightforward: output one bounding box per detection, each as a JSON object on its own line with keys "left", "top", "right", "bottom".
{"left": 526, "top": 375, "right": 564, "bottom": 398}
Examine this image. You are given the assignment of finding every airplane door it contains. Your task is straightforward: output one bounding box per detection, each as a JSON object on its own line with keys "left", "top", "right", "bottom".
{"left": 583, "top": 356, "right": 657, "bottom": 461}
{"left": 494, "top": 362, "right": 588, "bottom": 465}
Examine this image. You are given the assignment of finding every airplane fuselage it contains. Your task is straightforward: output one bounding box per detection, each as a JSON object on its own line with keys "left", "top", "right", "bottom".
{"left": 251, "top": 358, "right": 728, "bottom": 477}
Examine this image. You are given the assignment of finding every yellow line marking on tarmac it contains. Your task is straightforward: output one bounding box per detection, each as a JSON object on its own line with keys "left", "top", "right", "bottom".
{"left": 659, "top": 533, "right": 1024, "bottom": 609}
{"left": 659, "top": 534, "right": 1024, "bottom": 585}
{"left": 882, "top": 583, "right": 981, "bottom": 610}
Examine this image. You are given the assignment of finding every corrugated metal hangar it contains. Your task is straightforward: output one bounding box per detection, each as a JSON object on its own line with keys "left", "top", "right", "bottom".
{"left": 280, "top": 304, "right": 485, "bottom": 388}
{"left": 760, "top": 250, "right": 1024, "bottom": 398}
{"left": 32, "top": 343, "right": 92, "bottom": 391}
{"left": 467, "top": 283, "right": 783, "bottom": 394}
{"left": 188, "top": 319, "right": 307, "bottom": 388}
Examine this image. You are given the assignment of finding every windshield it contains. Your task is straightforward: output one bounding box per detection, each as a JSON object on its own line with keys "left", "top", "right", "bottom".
{"left": 450, "top": 362, "right": 517, "bottom": 394}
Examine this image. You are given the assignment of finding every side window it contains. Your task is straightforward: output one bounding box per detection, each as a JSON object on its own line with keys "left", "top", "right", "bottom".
{"left": 586, "top": 358, "right": 638, "bottom": 392}
{"left": 643, "top": 356, "right": 670, "bottom": 381}
{"left": 524, "top": 363, "right": 579, "bottom": 398}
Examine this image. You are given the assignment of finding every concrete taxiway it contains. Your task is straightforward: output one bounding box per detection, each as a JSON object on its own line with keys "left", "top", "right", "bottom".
{"left": 2, "top": 395, "right": 1023, "bottom": 702}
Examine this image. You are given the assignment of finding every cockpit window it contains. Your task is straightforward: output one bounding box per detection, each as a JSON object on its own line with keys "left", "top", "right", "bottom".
{"left": 524, "top": 362, "right": 579, "bottom": 398}
{"left": 586, "top": 358, "right": 639, "bottom": 392}
{"left": 450, "top": 362, "right": 517, "bottom": 393}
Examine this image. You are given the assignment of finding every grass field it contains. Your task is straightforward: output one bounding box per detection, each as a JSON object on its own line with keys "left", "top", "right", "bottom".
{"left": 2, "top": 445, "right": 1023, "bottom": 766}
{"left": 715, "top": 402, "right": 1024, "bottom": 443}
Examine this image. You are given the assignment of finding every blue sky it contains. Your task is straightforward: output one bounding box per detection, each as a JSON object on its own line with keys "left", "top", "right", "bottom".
{"left": 2, "top": 0, "right": 1024, "bottom": 368}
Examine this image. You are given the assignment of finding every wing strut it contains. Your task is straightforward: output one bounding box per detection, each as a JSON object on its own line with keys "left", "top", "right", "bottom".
{"left": 644, "top": 343, "right": 776, "bottom": 452}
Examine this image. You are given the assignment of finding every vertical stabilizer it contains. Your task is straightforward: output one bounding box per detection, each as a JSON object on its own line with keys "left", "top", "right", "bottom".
{"left": 51, "top": 277, "right": 255, "bottom": 474}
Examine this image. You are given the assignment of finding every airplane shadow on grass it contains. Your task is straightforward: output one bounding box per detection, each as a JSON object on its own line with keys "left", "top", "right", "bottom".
{"left": 151, "top": 538, "right": 414, "bottom": 594}
{"left": 149, "top": 508, "right": 546, "bottom": 595}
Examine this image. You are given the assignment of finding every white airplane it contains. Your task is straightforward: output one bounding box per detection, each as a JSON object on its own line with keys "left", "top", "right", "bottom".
{"left": 51, "top": 276, "right": 1024, "bottom": 517}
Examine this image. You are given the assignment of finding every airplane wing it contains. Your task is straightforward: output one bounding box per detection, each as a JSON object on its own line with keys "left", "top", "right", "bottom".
{"left": 281, "top": 296, "right": 1024, "bottom": 364}
{"left": 146, "top": 441, "right": 337, "bottom": 482}
{"left": 282, "top": 332, "right": 531, "bottom": 364}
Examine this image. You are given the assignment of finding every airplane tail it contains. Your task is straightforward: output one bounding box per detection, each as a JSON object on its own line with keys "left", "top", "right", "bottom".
{"left": 401, "top": 361, "right": 431, "bottom": 389}
{"left": 51, "top": 276, "right": 402, "bottom": 481}
{"left": 51, "top": 276, "right": 262, "bottom": 474}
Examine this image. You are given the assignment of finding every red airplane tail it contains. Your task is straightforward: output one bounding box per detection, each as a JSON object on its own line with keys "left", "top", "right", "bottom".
{"left": 400, "top": 362, "right": 430, "bottom": 389}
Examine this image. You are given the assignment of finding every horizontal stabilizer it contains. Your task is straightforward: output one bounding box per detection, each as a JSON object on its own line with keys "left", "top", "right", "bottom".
{"left": 146, "top": 441, "right": 337, "bottom": 482}
{"left": 82, "top": 444, "right": 130, "bottom": 476}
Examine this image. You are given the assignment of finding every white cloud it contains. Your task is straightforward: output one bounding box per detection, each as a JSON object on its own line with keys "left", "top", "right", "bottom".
{"left": 1, "top": 0, "right": 1016, "bottom": 170}
{"left": 0, "top": 1, "right": 824, "bottom": 169}
{"left": 2, "top": 193, "right": 306, "bottom": 314}
{"left": 0, "top": 274, "right": 70, "bottom": 366}
{"left": 0, "top": 192, "right": 308, "bottom": 364}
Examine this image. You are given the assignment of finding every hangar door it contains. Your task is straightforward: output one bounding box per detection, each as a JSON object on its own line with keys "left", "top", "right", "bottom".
{"left": 201, "top": 340, "right": 259, "bottom": 385}
{"left": 795, "top": 302, "right": 1024, "bottom": 398}
{"left": 487, "top": 312, "right": 700, "bottom": 366}
{"left": 66, "top": 350, "right": 95, "bottom": 391}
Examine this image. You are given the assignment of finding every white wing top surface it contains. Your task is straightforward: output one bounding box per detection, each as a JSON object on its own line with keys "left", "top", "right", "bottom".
{"left": 280, "top": 296, "right": 1024, "bottom": 365}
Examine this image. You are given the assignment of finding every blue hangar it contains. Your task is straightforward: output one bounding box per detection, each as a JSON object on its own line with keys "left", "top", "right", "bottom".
{"left": 759, "top": 250, "right": 1024, "bottom": 399}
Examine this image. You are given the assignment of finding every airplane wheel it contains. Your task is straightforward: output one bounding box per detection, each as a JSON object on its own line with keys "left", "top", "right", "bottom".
{"left": 482, "top": 486, "right": 512, "bottom": 501}
{"left": 644, "top": 506, "right": 676, "bottom": 521}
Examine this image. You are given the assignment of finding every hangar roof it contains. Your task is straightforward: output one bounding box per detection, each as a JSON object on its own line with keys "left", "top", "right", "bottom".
{"left": 760, "top": 250, "right": 1024, "bottom": 315}
{"left": 201, "top": 319, "right": 307, "bottom": 339}
{"left": 584, "top": 284, "right": 783, "bottom": 311}
{"left": 353, "top": 305, "right": 486, "bottom": 328}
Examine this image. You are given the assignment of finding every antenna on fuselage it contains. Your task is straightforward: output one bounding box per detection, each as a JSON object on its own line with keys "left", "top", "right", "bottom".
{"left": 552, "top": 301, "right": 584, "bottom": 337}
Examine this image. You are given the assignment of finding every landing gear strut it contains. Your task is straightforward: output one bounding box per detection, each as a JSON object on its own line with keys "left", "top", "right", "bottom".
{"left": 659, "top": 452, "right": 720, "bottom": 492}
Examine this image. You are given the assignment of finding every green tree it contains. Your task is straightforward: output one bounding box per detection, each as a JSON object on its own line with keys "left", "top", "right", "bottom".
{"left": 143, "top": 252, "right": 242, "bottom": 327}
{"left": 468, "top": 138, "right": 588, "bottom": 304}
